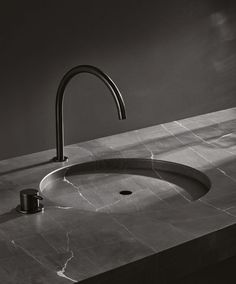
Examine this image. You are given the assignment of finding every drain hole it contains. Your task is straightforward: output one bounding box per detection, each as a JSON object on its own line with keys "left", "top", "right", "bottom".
{"left": 119, "top": 190, "right": 132, "bottom": 195}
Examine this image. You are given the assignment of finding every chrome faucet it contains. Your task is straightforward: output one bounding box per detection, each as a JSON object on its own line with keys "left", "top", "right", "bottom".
{"left": 53, "top": 65, "right": 126, "bottom": 162}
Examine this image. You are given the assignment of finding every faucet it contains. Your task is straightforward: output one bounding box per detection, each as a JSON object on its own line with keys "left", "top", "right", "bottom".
{"left": 53, "top": 65, "right": 126, "bottom": 162}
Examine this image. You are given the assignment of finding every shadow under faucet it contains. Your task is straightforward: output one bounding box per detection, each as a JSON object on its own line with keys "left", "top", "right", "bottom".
{"left": 53, "top": 65, "right": 127, "bottom": 162}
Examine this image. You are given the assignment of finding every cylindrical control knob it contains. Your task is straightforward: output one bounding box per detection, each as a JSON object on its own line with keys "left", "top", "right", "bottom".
{"left": 16, "top": 189, "right": 44, "bottom": 214}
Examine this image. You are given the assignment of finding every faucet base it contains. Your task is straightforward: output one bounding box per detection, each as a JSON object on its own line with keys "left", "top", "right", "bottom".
{"left": 52, "top": 156, "right": 68, "bottom": 162}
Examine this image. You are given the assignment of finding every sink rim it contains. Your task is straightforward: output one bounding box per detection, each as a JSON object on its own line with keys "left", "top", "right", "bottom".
{"left": 40, "top": 158, "right": 211, "bottom": 196}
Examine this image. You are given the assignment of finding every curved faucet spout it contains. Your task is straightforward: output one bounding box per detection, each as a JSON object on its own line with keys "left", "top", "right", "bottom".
{"left": 53, "top": 65, "right": 126, "bottom": 162}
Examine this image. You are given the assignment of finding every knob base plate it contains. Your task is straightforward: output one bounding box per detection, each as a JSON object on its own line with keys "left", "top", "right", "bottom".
{"left": 16, "top": 204, "right": 44, "bottom": 214}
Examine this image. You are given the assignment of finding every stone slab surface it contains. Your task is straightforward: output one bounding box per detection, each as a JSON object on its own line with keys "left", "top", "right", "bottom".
{"left": 0, "top": 108, "right": 236, "bottom": 283}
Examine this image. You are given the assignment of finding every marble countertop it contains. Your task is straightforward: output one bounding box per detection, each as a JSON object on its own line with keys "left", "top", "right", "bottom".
{"left": 1, "top": 108, "right": 236, "bottom": 283}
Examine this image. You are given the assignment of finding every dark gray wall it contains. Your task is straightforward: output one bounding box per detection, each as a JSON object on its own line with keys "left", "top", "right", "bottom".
{"left": 1, "top": 0, "right": 236, "bottom": 160}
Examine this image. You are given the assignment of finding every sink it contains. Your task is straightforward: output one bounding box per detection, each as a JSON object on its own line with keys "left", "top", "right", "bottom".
{"left": 40, "top": 158, "right": 211, "bottom": 213}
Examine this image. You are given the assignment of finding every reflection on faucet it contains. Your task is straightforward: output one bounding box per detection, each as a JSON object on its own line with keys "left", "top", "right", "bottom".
{"left": 53, "top": 65, "right": 126, "bottom": 162}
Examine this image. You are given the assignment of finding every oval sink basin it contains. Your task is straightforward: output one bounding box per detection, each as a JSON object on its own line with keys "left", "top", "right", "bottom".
{"left": 40, "top": 158, "right": 211, "bottom": 213}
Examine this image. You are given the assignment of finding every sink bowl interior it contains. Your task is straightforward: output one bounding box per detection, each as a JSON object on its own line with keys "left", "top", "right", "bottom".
{"left": 40, "top": 158, "right": 211, "bottom": 213}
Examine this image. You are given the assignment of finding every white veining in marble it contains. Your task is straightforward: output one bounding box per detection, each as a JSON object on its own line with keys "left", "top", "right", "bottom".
{"left": 63, "top": 176, "right": 97, "bottom": 210}
{"left": 56, "top": 232, "right": 77, "bottom": 283}
{"left": 161, "top": 122, "right": 236, "bottom": 217}
{"left": 53, "top": 206, "right": 74, "bottom": 210}
{"left": 175, "top": 120, "right": 236, "bottom": 157}
{"left": 134, "top": 129, "right": 191, "bottom": 202}
{"left": 199, "top": 199, "right": 236, "bottom": 218}
{"left": 174, "top": 121, "right": 236, "bottom": 183}
{"left": 11, "top": 240, "right": 47, "bottom": 268}
{"left": 215, "top": 133, "right": 234, "bottom": 140}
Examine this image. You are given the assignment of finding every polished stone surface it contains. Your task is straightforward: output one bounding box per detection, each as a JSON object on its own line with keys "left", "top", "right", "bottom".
{"left": 0, "top": 108, "right": 236, "bottom": 283}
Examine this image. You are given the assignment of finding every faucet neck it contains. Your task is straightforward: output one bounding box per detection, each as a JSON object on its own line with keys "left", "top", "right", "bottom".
{"left": 53, "top": 65, "right": 126, "bottom": 162}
